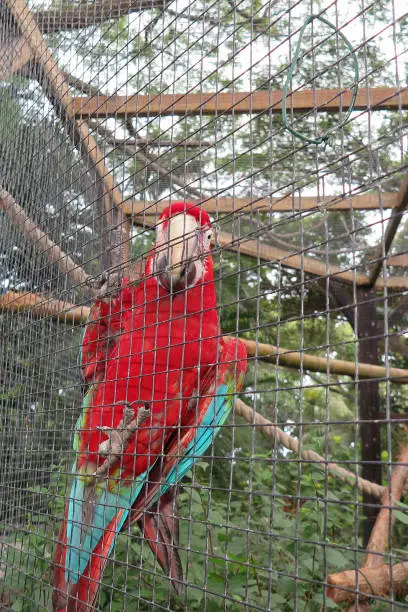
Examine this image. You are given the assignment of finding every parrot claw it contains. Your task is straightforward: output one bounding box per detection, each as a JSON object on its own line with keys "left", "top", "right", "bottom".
{"left": 85, "top": 267, "right": 124, "bottom": 301}
{"left": 94, "top": 403, "right": 151, "bottom": 478}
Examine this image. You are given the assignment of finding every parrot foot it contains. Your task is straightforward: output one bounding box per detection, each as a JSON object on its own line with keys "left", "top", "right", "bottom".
{"left": 85, "top": 267, "right": 124, "bottom": 301}
{"left": 94, "top": 402, "right": 150, "bottom": 478}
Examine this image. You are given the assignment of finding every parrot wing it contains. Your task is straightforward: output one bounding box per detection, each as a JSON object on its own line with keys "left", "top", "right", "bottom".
{"left": 80, "top": 281, "right": 136, "bottom": 383}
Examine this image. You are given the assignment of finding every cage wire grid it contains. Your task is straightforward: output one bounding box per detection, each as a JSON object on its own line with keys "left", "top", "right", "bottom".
{"left": 0, "top": 0, "right": 407, "bottom": 610}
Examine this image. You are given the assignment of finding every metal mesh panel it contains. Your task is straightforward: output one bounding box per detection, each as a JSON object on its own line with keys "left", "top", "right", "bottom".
{"left": 0, "top": 0, "right": 407, "bottom": 610}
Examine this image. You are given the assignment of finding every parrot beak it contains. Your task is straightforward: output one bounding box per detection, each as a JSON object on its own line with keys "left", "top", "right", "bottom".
{"left": 154, "top": 213, "right": 199, "bottom": 292}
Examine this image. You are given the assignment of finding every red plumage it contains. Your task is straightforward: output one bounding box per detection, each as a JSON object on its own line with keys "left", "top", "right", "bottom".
{"left": 53, "top": 203, "right": 247, "bottom": 610}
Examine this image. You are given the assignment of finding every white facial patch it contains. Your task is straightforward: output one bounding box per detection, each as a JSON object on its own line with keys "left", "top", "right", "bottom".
{"left": 167, "top": 213, "right": 199, "bottom": 277}
{"left": 153, "top": 212, "right": 210, "bottom": 290}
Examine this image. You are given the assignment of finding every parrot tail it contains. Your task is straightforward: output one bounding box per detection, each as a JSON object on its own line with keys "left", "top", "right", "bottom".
{"left": 136, "top": 486, "right": 183, "bottom": 594}
{"left": 52, "top": 504, "right": 125, "bottom": 612}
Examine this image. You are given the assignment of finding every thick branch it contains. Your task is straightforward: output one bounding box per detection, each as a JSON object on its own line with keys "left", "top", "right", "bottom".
{"left": 231, "top": 337, "right": 408, "bottom": 383}
{"left": 0, "top": 292, "right": 90, "bottom": 323}
{"left": 326, "top": 563, "right": 408, "bottom": 604}
{"left": 327, "top": 446, "right": 408, "bottom": 606}
{"left": 364, "top": 445, "right": 408, "bottom": 567}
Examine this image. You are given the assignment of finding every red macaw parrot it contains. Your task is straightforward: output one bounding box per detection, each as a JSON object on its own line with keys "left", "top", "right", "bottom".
{"left": 53, "top": 202, "right": 247, "bottom": 611}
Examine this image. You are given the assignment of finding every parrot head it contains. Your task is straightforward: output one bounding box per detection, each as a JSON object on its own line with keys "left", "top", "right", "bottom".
{"left": 151, "top": 202, "right": 214, "bottom": 293}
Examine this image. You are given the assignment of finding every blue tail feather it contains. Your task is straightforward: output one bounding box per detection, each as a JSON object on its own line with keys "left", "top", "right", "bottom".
{"left": 66, "top": 469, "right": 148, "bottom": 583}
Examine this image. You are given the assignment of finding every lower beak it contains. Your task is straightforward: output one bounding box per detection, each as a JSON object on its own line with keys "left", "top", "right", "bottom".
{"left": 157, "top": 258, "right": 197, "bottom": 292}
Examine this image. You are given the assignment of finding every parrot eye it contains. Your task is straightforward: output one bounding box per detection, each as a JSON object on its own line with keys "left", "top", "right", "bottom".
{"left": 203, "top": 226, "right": 213, "bottom": 244}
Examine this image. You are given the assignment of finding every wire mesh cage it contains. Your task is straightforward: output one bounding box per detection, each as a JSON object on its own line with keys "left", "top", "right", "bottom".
{"left": 0, "top": 0, "right": 407, "bottom": 610}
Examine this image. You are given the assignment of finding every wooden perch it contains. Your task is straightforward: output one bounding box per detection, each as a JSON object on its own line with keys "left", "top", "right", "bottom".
{"left": 229, "top": 337, "right": 408, "bottom": 383}
{"left": 2, "top": 292, "right": 408, "bottom": 383}
{"left": 327, "top": 446, "right": 408, "bottom": 605}
{"left": 0, "top": 292, "right": 90, "bottom": 324}
{"left": 72, "top": 87, "right": 408, "bottom": 118}
{"left": 234, "top": 399, "right": 386, "bottom": 499}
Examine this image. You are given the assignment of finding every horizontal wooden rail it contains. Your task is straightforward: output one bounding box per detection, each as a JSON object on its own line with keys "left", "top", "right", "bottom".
{"left": 0, "top": 292, "right": 90, "bottom": 324}
{"left": 2, "top": 292, "right": 408, "bottom": 383}
{"left": 233, "top": 337, "right": 408, "bottom": 383}
{"left": 387, "top": 252, "right": 408, "bottom": 266}
{"left": 72, "top": 87, "right": 408, "bottom": 118}
{"left": 121, "top": 192, "right": 399, "bottom": 216}
{"left": 129, "top": 212, "right": 408, "bottom": 290}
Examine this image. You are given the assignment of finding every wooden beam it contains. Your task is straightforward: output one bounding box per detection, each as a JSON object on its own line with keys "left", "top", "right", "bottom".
{"left": 3, "top": 291, "right": 408, "bottom": 383}
{"left": 121, "top": 192, "right": 399, "bottom": 216}
{"left": 127, "top": 213, "right": 408, "bottom": 290}
{"left": 0, "top": 292, "right": 90, "bottom": 324}
{"left": 34, "top": 0, "right": 170, "bottom": 34}
{"left": 234, "top": 337, "right": 408, "bottom": 384}
{"left": 5, "top": 0, "right": 130, "bottom": 270}
{"left": 387, "top": 252, "right": 408, "bottom": 267}
{"left": 72, "top": 87, "right": 408, "bottom": 118}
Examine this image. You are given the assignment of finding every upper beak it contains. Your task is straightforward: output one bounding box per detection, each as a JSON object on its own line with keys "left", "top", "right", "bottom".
{"left": 155, "top": 214, "right": 198, "bottom": 291}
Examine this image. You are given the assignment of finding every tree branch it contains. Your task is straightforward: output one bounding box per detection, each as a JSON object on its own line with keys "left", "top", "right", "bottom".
{"left": 0, "top": 186, "right": 92, "bottom": 293}
{"left": 326, "top": 563, "right": 408, "bottom": 604}
{"left": 231, "top": 336, "right": 408, "bottom": 383}
{"left": 327, "top": 446, "right": 408, "bottom": 605}
{"left": 234, "top": 399, "right": 386, "bottom": 498}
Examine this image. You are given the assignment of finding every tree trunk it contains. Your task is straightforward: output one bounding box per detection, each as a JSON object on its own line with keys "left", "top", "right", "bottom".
{"left": 357, "top": 287, "right": 382, "bottom": 544}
